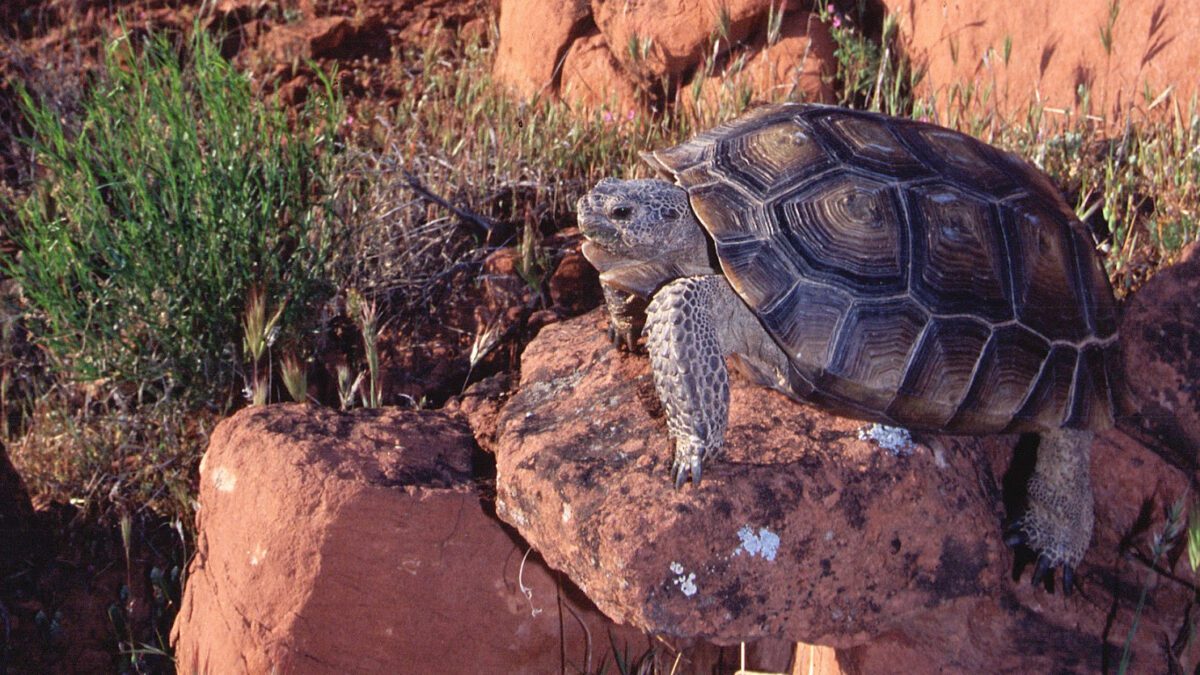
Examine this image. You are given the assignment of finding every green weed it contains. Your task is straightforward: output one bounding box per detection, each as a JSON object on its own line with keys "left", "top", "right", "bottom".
{"left": 6, "top": 27, "right": 339, "bottom": 403}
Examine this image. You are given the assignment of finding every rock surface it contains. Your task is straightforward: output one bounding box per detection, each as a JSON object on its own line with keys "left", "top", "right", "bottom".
{"left": 492, "top": 0, "right": 590, "bottom": 100}
{"left": 170, "top": 404, "right": 654, "bottom": 674}
{"left": 882, "top": 0, "right": 1200, "bottom": 124}
{"left": 590, "top": 0, "right": 782, "bottom": 83}
{"left": 1120, "top": 242, "right": 1200, "bottom": 465}
{"left": 559, "top": 29, "right": 644, "bottom": 114}
{"left": 684, "top": 12, "right": 833, "bottom": 115}
{"left": 493, "top": 1, "right": 836, "bottom": 112}
{"left": 493, "top": 310, "right": 1198, "bottom": 672}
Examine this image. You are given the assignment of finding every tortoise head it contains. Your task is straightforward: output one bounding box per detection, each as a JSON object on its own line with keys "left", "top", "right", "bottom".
{"left": 576, "top": 178, "right": 712, "bottom": 297}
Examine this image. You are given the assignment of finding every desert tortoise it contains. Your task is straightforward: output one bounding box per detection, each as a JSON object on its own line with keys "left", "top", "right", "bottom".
{"left": 576, "top": 103, "right": 1120, "bottom": 593}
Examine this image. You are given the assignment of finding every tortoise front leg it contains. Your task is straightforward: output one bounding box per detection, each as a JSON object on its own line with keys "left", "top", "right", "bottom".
{"left": 646, "top": 275, "right": 730, "bottom": 487}
{"left": 645, "top": 275, "right": 792, "bottom": 487}
{"left": 1006, "top": 428, "right": 1094, "bottom": 594}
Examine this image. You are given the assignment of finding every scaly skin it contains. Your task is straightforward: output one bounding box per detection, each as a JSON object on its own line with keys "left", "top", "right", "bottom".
{"left": 645, "top": 275, "right": 794, "bottom": 486}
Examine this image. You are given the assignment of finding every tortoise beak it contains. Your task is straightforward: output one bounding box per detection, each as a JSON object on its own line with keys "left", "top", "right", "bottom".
{"left": 580, "top": 240, "right": 628, "bottom": 273}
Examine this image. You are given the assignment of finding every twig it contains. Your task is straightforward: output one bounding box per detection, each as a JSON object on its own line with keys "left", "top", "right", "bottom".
{"left": 402, "top": 169, "right": 498, "bottom": 233}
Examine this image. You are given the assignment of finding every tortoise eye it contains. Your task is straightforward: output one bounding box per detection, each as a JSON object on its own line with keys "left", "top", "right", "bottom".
{"left": 611, "top": 205, "right": 634, "bottom": 221}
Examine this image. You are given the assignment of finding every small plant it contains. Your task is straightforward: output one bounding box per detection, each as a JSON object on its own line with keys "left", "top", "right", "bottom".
{"left": 1118, "top": 496, "right": 1188, "bottom": 674}
{"left": 336, "top": 363, "right": 361, "bottom": 411}
{"left": 820, "top": 2, "right": 920, "bottom": 115}
{"left": 765, "top": 1, "right": 784, "bottom": 46}
{"left": 6, "top": 27, "right": 338, "bottom": 403}
{"left": 347, "top": 289, "right": 382, "bottom": 408}
{"left": 1188, "top": 504, "right": 1200, "bottom": 572}
{"left": 241, "top": 285, "right": 286, "bottom": 406}
{"left": 280, "top": 352, "right": 308, "bottom": 403}
{"left": 1099, "top": 0, "right": 1120, "bottom": 57}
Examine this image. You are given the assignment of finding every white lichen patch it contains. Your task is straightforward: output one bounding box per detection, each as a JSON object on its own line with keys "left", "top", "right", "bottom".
{"left": 496, "top": 497, "right": 528, "bottom": 527}
{"left": 210, "top": 466, "right": 237, "bottom": 493}
{"left": 561, "top": 502, "right": 573, "bottom": 524}
{"left": 857, "top": 423, "right": 916, "bottom": 456}
{"left": 669, "top": 561, "right": 698, "bottom": 597}
{"left": 249, "top": 543, "right": 267, "bottom": 566}
{"left": 733, "top": 526, "right": 780, "bottom": 561}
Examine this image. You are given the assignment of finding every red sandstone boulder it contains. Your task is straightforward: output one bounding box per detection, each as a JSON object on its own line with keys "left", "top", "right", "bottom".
{"left": 256, "top": 14, "right": 388, "bottom": 64}
{"left": 492, "top": 0, "right": 591, "bottom": 99}
{"left": 881, "top": 0, "right": 1200, "bottom": 125}
{"left": 590, "top": 0, "right": 781, "bottom": 83}
{"left": 1120, "top": 243, "right": 1200, "bottom": 464}
{"left": 559, "top": 29, "right": 644, "bottom": 115}
{"left": 492, "top": 310, "right": 1197, "bottom": 672}
{"left": 493, "top": 2, "right": 837, "bottom": 113}
{"left": 170, "top": 404, "right": 654, "bottom": 673}
{"left": 686, "top": 13, "right": 834, "bottom": 116}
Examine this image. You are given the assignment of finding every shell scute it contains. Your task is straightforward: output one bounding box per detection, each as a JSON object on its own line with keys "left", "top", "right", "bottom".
{"left": 907, "top": 182, "right": 1012, "bottom": 322}
{"left": 774, "top": 172, "right": 908, "bottom": 295}
{"left": 1002, "top": 195, "right": 1090, "bottom": 342}
{"left": 825, "top": 299, "right": 926, "bottom": 411}
{"left": 712, "top": 116, "right": 833, "bottom": 195}
{"left": 948, "top": 326, "right": 1051, "bottom": 432}
{"left": 888, "top": 317, "right": 992, "bottom": 428}
{"left": 807, "top": 108, "right": 932, "bottom": 180}
{"left": 758, "top": 280, "right": 854, "bottom": 369}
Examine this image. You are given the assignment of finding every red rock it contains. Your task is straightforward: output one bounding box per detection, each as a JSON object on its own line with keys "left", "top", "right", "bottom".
{"left": 492, "top": 0, "right": 591, "bottom": 99}
{"left": 590, "top": 0, "right": 784, "bottom": 83}
{"left": 473, "top": 246, "right": 535, "bottom": 358}
{"left": 492, "top": 310, "right": 1196, "bottom": 671}
{"left": 880, "top": 0, "right": 1200, "bottom": 125}
{"left": 685, "top": 11, "right": 834, "bottom": 113}
{"left": 257, "top": 14, "right": 388, "bottom": 64}
{"left": 1119, "top": 242, "right": 1200, "bottom": 465}
{"left": 548, "top": 242, "right": 601, "bottom": 315}
{"left": 260, "top": 16, "right": 352, "bottom": 62}
{"left": 559, "top": 28, "right": 643, "bottom": 114}
{"left": 170, "top": 404, "right": 654, "bottom": 673}
{"left": 449, "top": 373, "right": 514, "bottom": 454}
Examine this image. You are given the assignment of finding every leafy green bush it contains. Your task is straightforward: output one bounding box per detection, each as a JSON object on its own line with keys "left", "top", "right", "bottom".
{"left": 6, "top": 28, "right": 338, "bottom": 401}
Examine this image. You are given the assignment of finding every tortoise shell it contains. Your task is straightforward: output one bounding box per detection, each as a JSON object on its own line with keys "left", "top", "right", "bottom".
{"left": 642, "top": 104, "right": 1120, "bottom": 433}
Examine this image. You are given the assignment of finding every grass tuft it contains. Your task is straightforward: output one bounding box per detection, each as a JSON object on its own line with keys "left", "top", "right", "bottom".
{"left": 5, "top": 26, "right": 339, "bottom": 403}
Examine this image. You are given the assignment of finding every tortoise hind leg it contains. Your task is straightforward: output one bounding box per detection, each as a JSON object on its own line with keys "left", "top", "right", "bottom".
{"left": 1006, "top": 428, "right": 1095, "bottom": 594}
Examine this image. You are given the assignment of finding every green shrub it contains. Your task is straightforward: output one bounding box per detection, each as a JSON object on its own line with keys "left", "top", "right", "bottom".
{"left": 6, "top": 28, "right": 339, "bottom": 402}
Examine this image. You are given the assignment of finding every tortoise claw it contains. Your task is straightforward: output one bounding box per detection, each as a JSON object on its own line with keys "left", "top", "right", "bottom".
{"left": 1062, "top": 566, "right": 1075, "bottom": 596}
{"left": 608, "top": 324, "right": 640, "bottom": 352}
{"left": 1031, "top": 556, "right": 1051, "bottom": 587}
{"left": 671, "top": 456, "right": 704, "bottom": 489}
{"left": 673, "top": 464, "right": 688, "bottom": 489}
